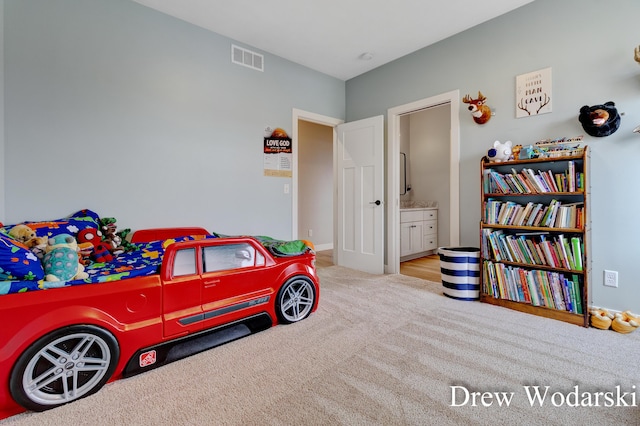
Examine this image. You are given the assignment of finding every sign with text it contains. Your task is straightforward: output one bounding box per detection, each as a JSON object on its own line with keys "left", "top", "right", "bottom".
{"left": 516, "top": 67, "right": 552, "bottom": 118}
{"left": 264, "top": 137, "right": 292, "bottom": 177}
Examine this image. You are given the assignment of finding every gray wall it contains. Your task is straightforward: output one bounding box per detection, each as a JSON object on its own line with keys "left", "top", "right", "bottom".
{"left": 3, "top": 0, "right": 639, "bottom": 313}
{"left": 0, "top": 2, "right": 4, "bottom": 222}
{"left": 2, "top": 0, "right": 345, "bottom": 239}
{"left": 346, "top": 0, "right": 640, "bottom": 312}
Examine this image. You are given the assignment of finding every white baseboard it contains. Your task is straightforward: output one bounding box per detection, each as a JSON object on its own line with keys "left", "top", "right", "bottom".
{"left": 314, "top": 243, "right": 333, "bottom": 252}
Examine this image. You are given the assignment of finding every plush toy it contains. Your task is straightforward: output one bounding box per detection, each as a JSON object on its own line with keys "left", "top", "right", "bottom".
{"left": 578, "top": 102, "right": 621, "bottom": 137}
{"left": 93, "top": 242, "right": 114, "bottom": 263}
{"left": 43, "top": 233, "right": 89, "bottom": 282}
{"left": 589, "top": 308, "right": 614, "bottom": 330}
{"left": 76, "top": 242, "right": 94, "bottom": 266}
{"left": 77, "top": 228, "right": 113, "bottom": 263}
{"left": 270, "top": 128, "right": 289, "bottom": 138}
{"left": 462, "top": 91, "right": 492, "bottom": 125}
{"left": 116, "top": 228, "right": 138, "bottom": 252}
{"left": 8, "top": 224, "right": 36, "bottom": 243}
{"left": 26, "top": 236, "right": 48, "bottom": 260}
{"left": 8, "top": 225, "right": 49, "bottom": 259}
{"left": 511, "top": 144, "right": 522, "bottom": 160}
{"left": 611, "top": 311, "right": 640, "bottom": 334}
{"left": 487, "top": 140, "right": 513, "bottom": 162}
{"left": 99, "top": 218, "right": 125, "bottom": 255}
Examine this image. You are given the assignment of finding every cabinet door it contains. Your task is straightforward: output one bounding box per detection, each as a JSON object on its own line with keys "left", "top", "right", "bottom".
{"left": 400, "top": 222, "right": 424, "bottom": 256}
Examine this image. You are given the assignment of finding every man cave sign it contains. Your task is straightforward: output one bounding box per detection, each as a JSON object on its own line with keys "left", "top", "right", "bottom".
{"left": 578, "top": 101, "right": 621, "bottom": 137}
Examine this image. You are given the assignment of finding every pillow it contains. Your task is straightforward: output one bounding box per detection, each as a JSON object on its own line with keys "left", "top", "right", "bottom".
{"left": 0, "top": 234, "right": 44, "bottom": 281}
{"left": 14, "top": 209, "right": 101, "bottom": 239}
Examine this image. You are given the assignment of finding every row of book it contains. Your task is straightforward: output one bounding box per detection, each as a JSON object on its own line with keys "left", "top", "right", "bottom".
{"left": 481, "top": 229, "right": 583, "bottom": 271}
{"left": 483, "top": 199, "right": 584, "bottom": 229}
{"left": 482, "top": 261, "right": 583, "bottom": 314}
{"left": 484, "top": 162, "right": 584, "bottom": 194}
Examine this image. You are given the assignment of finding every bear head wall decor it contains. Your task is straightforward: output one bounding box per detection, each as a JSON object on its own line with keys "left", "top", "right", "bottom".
{"left": 578, "top": 101, "right": 621, "bottom": 137}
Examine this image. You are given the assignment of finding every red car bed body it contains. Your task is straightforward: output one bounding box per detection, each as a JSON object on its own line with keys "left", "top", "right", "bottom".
{"left": 0, "top": 229, "right": 319, "bottom": 420}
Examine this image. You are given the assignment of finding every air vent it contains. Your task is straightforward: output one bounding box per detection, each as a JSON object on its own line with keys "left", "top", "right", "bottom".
{"left": 231, "top": 44, "right": 264, "bottom": 72}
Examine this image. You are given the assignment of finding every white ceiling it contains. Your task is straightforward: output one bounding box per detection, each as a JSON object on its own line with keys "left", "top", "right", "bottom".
{"left": 132, "top": 0, "right": 534, "bottom": 81}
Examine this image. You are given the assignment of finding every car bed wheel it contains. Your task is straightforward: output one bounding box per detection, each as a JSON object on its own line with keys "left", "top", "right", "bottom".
{"left": 275, "top": 276, "right": 316, "bottom": 324}
{"left": 10, "top": 325, "right": 119, "bottom": 412}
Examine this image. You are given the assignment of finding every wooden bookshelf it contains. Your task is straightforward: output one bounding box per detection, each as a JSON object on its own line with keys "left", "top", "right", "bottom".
{"left": 479, "top": 147, "right": 590, "bottom": 327}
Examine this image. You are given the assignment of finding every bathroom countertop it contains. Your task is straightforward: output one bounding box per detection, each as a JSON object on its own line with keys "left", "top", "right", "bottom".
{"left": 399, "top": 201, "right": 438, "bottom": 210}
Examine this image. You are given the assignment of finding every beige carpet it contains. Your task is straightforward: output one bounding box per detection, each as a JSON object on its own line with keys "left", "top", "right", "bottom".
{"left": 2, "top": 265, "right": 639, "bottom": 425}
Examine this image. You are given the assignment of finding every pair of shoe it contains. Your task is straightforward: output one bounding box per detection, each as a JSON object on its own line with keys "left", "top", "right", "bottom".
{"left": 589, "top": 309, "right": 640, "bottom": 333}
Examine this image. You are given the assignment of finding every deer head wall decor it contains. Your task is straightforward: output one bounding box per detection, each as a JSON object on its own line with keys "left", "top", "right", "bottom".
{"left": 462, "top": 91, "right": 492, "bottom": 125}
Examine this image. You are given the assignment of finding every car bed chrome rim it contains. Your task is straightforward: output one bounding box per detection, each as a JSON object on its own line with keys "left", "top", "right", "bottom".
{"left": 22, "top": 332, "right": 112, "bottom": 405}
{"left": 280, "top": 279, "right": 314, "bottom": 322}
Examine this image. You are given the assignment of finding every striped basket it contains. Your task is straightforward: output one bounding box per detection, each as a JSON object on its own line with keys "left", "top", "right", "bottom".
{"left": 438, "top": 247, "right": 480, "bottom": 301}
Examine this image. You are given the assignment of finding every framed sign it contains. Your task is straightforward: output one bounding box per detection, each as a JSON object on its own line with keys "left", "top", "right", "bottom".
{"left": 516, "top": 67, "right": 552, "bottom": 118}
{"left": 263, "top": 137, "right": 292, "bottom": 177}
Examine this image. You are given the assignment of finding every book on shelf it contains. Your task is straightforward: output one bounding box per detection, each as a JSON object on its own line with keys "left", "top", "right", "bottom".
{"left": 482, "top": 261, "right": 583, "bottom": 314}
{"left": 482, "top": 229, "right": 583, "bottom": 272}
{"left": 483, "top": 161, "right": 583, "bottom": 194}
{"left": 568, "top": 160, "right": 575, "bottom": 192}
{"left": 571, "top": 237, "right": 583, "bottom": 271}
{"left": 483, "top": 199, "right": 583, "bottom": 229}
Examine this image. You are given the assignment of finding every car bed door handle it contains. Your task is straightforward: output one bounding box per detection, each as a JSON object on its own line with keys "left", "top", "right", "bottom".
{"left": 204, "top": 279, "right": 220, "bottom": 288}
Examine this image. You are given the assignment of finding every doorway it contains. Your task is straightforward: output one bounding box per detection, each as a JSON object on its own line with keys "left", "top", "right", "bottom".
{"left": 292, "top": 110, "right": 385, "bottom": 274}
{"left": 387, "top": 90, "right": 461, "bottom": 275}
{"left": 291, "top": 109, "right": 343, "bottom": 256}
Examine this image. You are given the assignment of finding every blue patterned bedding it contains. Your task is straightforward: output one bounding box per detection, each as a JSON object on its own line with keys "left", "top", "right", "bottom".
{"left": 0, "top": 235, "right": 215, "bottom": 295}
{"left": 0, "top": 209, "right": 314, "bottom": 296}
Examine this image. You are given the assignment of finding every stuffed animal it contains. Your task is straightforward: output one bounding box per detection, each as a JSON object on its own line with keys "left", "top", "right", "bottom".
{"left": 487, "top": 140, "right": 513, "bottom": 162}
{"left": 511, "top": 144, "right": 522, "bottom": 160}
{"left": 270, "top": 127, "right": 289, "bottom": 138}
{"left": 43, "top": 233, "right": 89, "bottom": 282}
{"left": 611, "top": 311, "right": 640, "bottom": 334}
{"left": 76, "top": 242, "right": 94, "bottom": 266}
{"left": 462, "top": 91, "right": 492, "bottom": 125}
{"left": 8, "top": 224, "right": 36, "bottom": 243}
{"left": 26, "top": 236, "right": 48, "bottom": 260}
{"left": 116, "top": 228, "right": 138, "bottom": 252}
{"left": 93, "top": 242, "right": 114, "bottom": 263}
{"left": 578, "top": 102, "right": 621, "bottom": 137}
{"left": 77, "top": 228, "right": 113, "bottom": 263}
{"left": 99, "top": 217, "right": 125, "bottom": 255}
{"left": 8, "top": 225, "right": 49, "bottom": 259}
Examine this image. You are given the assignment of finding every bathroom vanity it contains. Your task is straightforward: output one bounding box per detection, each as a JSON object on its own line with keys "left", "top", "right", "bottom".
{"left": 400, "top": 203, "right": 438, "bottom": 261}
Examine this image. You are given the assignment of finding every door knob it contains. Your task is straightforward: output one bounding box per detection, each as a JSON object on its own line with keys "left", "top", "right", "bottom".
{"left": 369, "top": 200, "right": 381, "bottom": 206}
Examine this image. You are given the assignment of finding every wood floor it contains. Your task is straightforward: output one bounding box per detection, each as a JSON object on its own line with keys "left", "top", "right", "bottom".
{"left": 315, "top": 250, "right": 334, "bottom": 269}
{"left": 315, "top": 250, "right": 442, "bottom": 283}
{"left": 399, "top": 254, "right": 442, "bottom": 282}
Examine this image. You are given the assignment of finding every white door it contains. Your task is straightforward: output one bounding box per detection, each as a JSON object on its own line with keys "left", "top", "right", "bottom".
{"left": 336, "top": 116, "right": 384, "bottom": 274}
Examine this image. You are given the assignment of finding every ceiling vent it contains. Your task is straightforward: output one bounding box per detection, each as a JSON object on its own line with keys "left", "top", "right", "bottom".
{"left": 231, "top": 44, "right": 264, "bottom": 72}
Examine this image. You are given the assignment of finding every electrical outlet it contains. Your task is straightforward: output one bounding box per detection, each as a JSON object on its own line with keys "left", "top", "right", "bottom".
{"left": 283, "top": 184, "right": 289, "bottom": 194}
{"left": 308, "top": 229, "right": 313, "bottom": 237}
{"left": 604, "top": 270, "right": 618, "bottom": 288}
